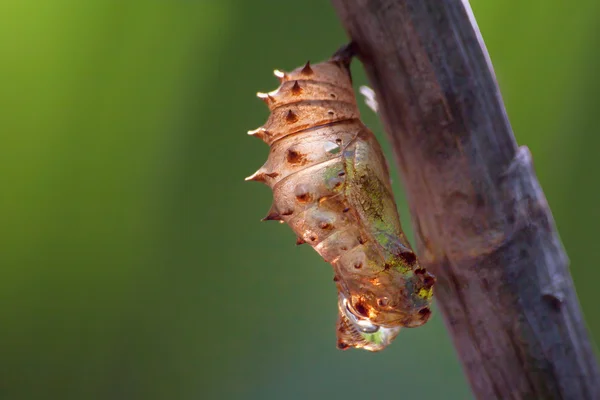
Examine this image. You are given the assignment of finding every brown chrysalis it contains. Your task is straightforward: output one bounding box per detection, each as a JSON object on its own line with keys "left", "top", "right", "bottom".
{"left": 246, "top": 45, "right": 435, "bottom": 351}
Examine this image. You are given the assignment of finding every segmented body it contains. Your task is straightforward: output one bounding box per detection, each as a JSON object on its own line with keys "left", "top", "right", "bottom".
{"left": 247, "top": 54, "right": 434, "bottom": 351}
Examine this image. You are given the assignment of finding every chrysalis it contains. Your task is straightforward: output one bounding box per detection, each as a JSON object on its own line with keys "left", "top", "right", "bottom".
{"left": 246, "top": 46, "right": 435, "bottom": 351}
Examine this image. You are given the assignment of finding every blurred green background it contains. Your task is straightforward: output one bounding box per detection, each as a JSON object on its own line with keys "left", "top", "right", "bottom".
{"left": 1, "top": 1, "right": 599, "bottom": 399}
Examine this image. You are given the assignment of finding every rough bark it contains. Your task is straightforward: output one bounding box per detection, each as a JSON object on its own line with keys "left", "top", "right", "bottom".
{"left": 330, "top": 1, "right": 600, "bottom": 399}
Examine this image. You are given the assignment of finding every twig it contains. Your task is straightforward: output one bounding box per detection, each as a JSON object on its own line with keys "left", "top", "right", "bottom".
{"left": 330, "top": 1, "right": 600, "bottom": 398}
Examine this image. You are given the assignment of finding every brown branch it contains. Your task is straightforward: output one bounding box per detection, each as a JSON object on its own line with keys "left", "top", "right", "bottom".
{"left": 330, "top": 1, "right": 600, "bottom": 399}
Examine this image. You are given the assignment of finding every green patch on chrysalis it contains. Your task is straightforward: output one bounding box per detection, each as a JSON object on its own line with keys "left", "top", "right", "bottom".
{"left": 361, "top": 330, "right": 385, "bottom": 346}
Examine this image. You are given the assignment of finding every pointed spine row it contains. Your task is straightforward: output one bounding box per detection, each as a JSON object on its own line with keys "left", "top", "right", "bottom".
{"left": 246, "top": 62, "right": 321, "bottom": 185}
{"left": 247, "top": 59, "right": 356, "bottom": 148}
{"left": 248, "top": 68, "right": 305, "bottom": 145}
{"left": 246, "top": 59, "right": 358, "bottom": 223}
